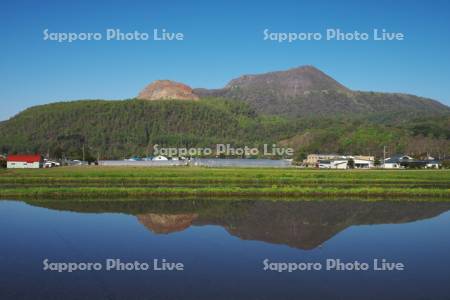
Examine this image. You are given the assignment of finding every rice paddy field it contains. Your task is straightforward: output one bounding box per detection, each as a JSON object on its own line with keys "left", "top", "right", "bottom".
{"left": 0, "top": 166, "right": 449, "bottom": 199}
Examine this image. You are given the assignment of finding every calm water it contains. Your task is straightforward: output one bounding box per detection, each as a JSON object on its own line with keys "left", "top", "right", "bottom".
{"left": 1, "top": 199, "right": 450, "bottom": 300}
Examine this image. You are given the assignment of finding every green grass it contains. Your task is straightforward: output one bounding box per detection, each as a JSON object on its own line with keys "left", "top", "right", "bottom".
{"left": 1, "top": 166, "right": 449, "bottom": 199}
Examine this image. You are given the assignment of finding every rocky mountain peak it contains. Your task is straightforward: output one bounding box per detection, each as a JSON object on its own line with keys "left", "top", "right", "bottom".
{"left": 137, "top": 80, "right": 199, "bottom": 101}
{"left": 225, "top": 65, "right": 349, "bottom": 95}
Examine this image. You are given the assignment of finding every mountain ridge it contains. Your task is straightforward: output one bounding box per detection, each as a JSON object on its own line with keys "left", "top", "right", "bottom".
{"left": 1, "top": 65, "right": 449, "bottom": 159}
{"left": 194, "top": 65, "right": 450, "bottom": 117}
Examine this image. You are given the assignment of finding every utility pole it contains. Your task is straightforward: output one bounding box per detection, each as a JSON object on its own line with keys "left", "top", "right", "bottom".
{"left": 82, "top": 144, "right": 85, "bottom": 162}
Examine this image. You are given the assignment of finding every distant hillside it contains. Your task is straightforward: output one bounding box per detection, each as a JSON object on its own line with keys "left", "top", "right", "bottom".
{"left": 1, "top": 65, "right": 450, "bottom": 159}
{"left": 0, "top": 98, "right": 297, "bottom": 159}
{"left": 0, "top": 98, "right": 449, "bottom": 159}
{"left": 195, "top": 66, "right": 450, "bottom": 118}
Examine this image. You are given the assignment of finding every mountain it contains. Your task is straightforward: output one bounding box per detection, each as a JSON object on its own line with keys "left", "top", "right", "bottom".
{"left": 27, "top": 200, "right": 450, "bottom": 250}
{"left": 195, "top": 66, "right": 450, "bottom": 118}
{"left": 137, "top": 80, "right": 199, "bottom": 101}
{"left": 225, "top": 65, "right": 349, "bottom": 95}
{"left": 0, "top": 65, "right": 449, "bottom": 159}
{"left": 138, "top": 213, "right": 198, "bottom": 234}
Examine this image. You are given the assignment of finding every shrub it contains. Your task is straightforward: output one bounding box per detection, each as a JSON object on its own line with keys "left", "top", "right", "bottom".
{"left": 0, "top": 157, "right": 6, "bottom": 168}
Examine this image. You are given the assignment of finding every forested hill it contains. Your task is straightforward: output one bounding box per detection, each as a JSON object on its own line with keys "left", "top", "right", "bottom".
{"left": 0, "top": 98, "right": 449, "bottom": 160}
{"left": 0, "top": 98, "right": 295, "bottom": 159}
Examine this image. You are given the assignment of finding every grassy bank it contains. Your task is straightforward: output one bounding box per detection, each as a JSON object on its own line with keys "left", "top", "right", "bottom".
{"left": 1, "top": 167, "right": 449, "bottom": 199}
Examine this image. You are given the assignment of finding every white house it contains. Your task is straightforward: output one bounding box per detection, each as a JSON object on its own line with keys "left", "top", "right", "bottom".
{"left": 152, "top": 155, "right": 168, "bottom": 161}
{"left": 353, "top": 158, "right": 374, "bottom": 169}
{"left": 383, "top": 155, "right": 414, "bottom": 169}
{"left": 304, "top": 154, "right": 340, "bottom": 167}
{"left": 426, "top": 161, "right": 441, "bottom": 168}
{"left": 44, "top": 160, "right": 61, "bottom": 168}
{"left": 307, "top": 154, "right": 375, "bottom": 168}
{"left": 7, "top": 154, "right": 43, "bottom": 169}
{"left": 318, "top": 159, "right": 348, "bottom": 169}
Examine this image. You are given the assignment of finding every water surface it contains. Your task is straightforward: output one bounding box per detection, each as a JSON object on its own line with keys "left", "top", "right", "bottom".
{"left": 1, "top": 199, "right": 449, "bottom": 299}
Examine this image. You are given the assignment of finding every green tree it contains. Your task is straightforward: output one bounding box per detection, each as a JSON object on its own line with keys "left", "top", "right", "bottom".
{"left": 442, "top": 160, "right": 450, "bottom": 169}
{"left": 294, "top": 151, "right": 307, "bottom": 163}
{"left": 347, "top": 158, "right": 355, "bottom": 169}
{"left": 0, "top": 157, "right": 6, "bottom": 168}
{"left": 374, "top": 158, "right": 381, "bottom": 166}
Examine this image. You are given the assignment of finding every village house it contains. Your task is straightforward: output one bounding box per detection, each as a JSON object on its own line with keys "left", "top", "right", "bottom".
{"left": 425, "top": 160, "right": 441, "bottom": 168}
{"left": 353, "top": 156, "right": 375, "bottom": 169}
{"left": 383, "top": 155, "right": 442, "bottom": 169}
{"left": 7, "top": 154, "right": 43, "bottom": 169}
{"left": 152, "top": 155, "right": 168, "bottom": 161}
{"left": 307, "top": 154, "right": 375, "bottom": 169}
{"left": 383, "top": 155, "right": 413, "bottom": 168}
{"left": 318, "top": 159, "right": 348, "bottom": 169}
{"left": 304, "top": 154, "right": 342, "bottom": 167}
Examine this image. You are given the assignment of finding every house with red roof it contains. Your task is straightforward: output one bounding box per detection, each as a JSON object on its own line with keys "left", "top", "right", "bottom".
{"left": 7, "top": 154, "right": 43, "bottom": 169}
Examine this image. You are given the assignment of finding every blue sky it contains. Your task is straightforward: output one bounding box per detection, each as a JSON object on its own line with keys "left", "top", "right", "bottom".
{"left": 1, "top": 0, "right": 450, "bottom": 120}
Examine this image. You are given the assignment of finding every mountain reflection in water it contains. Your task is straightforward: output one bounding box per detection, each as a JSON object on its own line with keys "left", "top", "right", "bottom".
{"left": 26, "top": 199, "right": 450, "bottom": 250}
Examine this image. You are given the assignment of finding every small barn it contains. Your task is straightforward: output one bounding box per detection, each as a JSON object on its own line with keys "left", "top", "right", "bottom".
{"left": 7, "top": 154, "right": 43, "bottom": 169}
{"left": 318, "top": 159, "right": 348, "bottom": 169}
{"left": 383, "top": 155, "right": 414, "bottom": 169}
{"left": 152, "top": 155, "right": 168, "bottom": 161}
